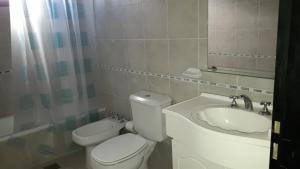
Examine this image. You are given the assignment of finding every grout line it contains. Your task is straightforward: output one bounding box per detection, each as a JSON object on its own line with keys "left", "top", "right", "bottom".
{"left": 166, "top": 0, "right": 171, "bottom": 90}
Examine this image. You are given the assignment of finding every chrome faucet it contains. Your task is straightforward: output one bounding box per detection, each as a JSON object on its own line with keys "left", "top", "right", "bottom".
{"left": 240, "top": 95, "right": 253, "bottom": 111}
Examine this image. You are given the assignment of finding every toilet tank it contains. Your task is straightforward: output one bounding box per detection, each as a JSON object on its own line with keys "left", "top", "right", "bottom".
{"left": 129, "top": 91, "right": 171, "bottom": 142}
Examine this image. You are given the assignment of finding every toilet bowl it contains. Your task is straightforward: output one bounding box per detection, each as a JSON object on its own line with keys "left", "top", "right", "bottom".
{"left": 72, "top": 118, "right": 125, "bottom": 169}
{"left": 90, "top": 91, "right": 172, "bottom": 169}
{"left": 91, "top": 133, "right": 156, "bottom": 169}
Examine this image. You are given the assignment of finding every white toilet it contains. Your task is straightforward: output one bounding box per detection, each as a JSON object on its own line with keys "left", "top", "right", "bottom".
{"left": 72, "top": 118, "right": 126, "bottom": 169}
{"left": 91, "top": 91, "right": 172, "bottom": 169}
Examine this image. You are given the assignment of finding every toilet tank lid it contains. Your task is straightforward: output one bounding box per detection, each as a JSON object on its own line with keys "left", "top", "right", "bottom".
{"left": 130, "top": 91, "right": 171, "bottom": 106}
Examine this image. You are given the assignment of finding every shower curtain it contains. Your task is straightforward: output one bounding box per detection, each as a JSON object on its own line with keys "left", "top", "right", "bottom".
{"left": 3, "top": 0, "right": 100, "bottom": 167}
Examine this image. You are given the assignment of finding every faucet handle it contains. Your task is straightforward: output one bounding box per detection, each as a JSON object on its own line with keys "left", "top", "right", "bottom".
{"left": 229, "top": 95, "right": 240, "bottom": 107}
{"left": 259, "top": 101, "right": 271, "bottom": 115}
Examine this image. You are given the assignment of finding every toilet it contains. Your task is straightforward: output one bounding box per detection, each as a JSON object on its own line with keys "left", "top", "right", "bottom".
{"left": 91, "top": 91, "right": 172, "bottom": 169}
{"left": 72, "top": 117, "right": 126, "bottom": 169}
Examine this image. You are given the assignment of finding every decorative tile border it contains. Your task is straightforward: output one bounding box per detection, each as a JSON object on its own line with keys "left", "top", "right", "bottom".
{"left": 100, "top": 65, "right": 274, "bottom": 95}
{"left": 0, "top": 69, "right": 10, "bottom": 75}
{"left": 208, "top": 52, "right": 276, "bottom": 59}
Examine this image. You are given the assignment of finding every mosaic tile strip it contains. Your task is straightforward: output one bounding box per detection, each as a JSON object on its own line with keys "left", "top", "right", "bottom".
{"left": 100, "top": 65, "right": 274, "bottom": 95}
{"left": 0, "top": 69, "right": 11, "bottom": 75}
{"left": 208, "top": 52, "right": 276, "bottom": 59}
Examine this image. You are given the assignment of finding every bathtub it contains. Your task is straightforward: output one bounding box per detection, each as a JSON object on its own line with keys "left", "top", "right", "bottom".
{"left": 0, "top": 114, "right": 14, "bottom": 138}
{"left": 0, "top": 115, "right": 51, "bottom": 142}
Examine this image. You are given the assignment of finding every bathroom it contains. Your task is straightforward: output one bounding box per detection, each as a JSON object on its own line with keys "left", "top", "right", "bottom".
{"left": 0, "top": 0, "right": 299, "bottom": 169}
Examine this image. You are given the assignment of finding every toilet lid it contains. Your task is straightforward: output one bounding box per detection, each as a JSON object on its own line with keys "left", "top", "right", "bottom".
{"left": 92, "top": 133, "right": 147, "bottom": 164}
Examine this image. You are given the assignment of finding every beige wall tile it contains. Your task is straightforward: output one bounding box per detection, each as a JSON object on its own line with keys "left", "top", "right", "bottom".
{"left": 202, "top": 71, "right": 237, "bottom": 85}
{"left": 120, "top": 4, "right": 144, "bottom": 39}
{"left": 109, "top": 71, "right": 130, "bottom": 98}
{"left": 237, "top": 76, "right": 274, "bottom": 92}
{"left": 95, "top": 7, "right": 124, "bottom": 39}
{"left": 148, "top": 76, "right": 170, "bottom": 95}
{"left": 214, "top": 0, "right": 236, "bottom": 30}
{"left": 199, "top": 0, "right": 208, "bottom": 38}
{"left": 255, "top": 58, "right": 276, "bottom": 73}
{"left": 236, "top": 30, "right": 259, "bottom": 55}
{"left": 168, "top": 0, "right": 198, "bottom": 38}
{"left": 236, "top": 0, "right": 259, "bottom": 29}
{"left": 170, "top": 80, "right": 198, "bottom": 103}
{"left": 0, "top": 6, "right": 11, "bottom": 70}
{"left": 123, "top": 40, "right": 146, "bottom": 71}
{"left": 259, "top": 0, "right": 279, "bottom": 29}
{"left": 145, "top": 40, "right": 169, "bottom": 74}
{"left": 199, "top": 39, "right": 208, "bottom": 69}
{"left": 198, "top": 84, "right": 236, "bottom": 97}
{"left": 169, "top": 39, "right": 198, "bottom": 75}
{"left": 127, "top": 74, "right": 148, "bottom": 95}
{"left": 258, "top": 29, "right": 278, "bottom": 57}
{"left": 142, "top": 0, "right": 168, "bottom": 38}
{"left": 97, "top": 40, "right": 128, "bottom": 68}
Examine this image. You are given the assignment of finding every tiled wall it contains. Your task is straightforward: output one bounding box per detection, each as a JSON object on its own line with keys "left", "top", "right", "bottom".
{"left": 0, "top": 6, "right": 11, "bottom": 71}
{"left": 208, "top": 0, "right": 279, "bottom": 72}
{"left": 95, "top": 0, "right": 274, "bottom": 120}
{"left": 0, "top": 5, "right": 11, "bottom": 117}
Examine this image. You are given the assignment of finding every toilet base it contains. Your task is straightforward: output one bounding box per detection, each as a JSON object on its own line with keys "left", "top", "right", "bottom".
{"left": 86, "top": 145, "right": 97, "bottom": 169}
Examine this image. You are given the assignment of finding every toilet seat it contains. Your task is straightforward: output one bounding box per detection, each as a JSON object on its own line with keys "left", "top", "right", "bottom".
{"left": 92, "top": 133, "right": 147, "bottom": 165}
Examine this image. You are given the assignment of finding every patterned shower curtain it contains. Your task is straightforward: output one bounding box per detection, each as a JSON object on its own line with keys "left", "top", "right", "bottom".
{"left": 5, "top": 0, "right": 100, "bottom": 166}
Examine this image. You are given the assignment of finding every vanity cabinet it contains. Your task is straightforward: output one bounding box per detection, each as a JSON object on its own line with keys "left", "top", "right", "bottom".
{"left": 163, "top": 94, "right": 271, "bottom": 169}
{"left": 172, "top": 140, "right": 225, "bottom": 169}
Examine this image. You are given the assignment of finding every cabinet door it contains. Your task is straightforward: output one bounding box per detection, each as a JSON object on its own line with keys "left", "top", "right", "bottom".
{"left": 172, "top": 140, "right": 226, "bottom": 169}
{"left": 270, "top": 0, "right": 300, "bottom": 168}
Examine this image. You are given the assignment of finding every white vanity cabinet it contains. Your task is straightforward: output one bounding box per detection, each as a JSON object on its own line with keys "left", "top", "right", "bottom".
{"left": 163, "top": 93, "right": 271, "bottom": 169}
{"left": 172, "top": 140, "right": 226, "bottom": 169}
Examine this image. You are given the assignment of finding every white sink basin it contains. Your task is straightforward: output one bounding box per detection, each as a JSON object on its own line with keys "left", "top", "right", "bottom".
{"left": 163, "top": 93, "right": 272, "bottom": 169}
{"left": 199, "top": 107, "right": 271, "bottom": 133}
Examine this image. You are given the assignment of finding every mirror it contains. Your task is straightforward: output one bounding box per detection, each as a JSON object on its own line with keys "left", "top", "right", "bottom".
{"left": 205, "top": 0, "right": 279, "bottom": 79}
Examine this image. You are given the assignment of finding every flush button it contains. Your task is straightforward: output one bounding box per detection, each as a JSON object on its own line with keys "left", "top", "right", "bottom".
{"left": 145, "top": 94, "right": 151, "bottom": 97}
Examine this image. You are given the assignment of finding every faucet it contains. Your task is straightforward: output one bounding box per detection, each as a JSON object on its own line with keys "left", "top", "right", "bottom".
{"left": 240, "top": 95, "right": 253, "bottom": 111}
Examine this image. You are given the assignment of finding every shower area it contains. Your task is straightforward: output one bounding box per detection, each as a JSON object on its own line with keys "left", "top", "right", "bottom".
{"left": 0, "top": 0, "right": 103, "bottom": 168}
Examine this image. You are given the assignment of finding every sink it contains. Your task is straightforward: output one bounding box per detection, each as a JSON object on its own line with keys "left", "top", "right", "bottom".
{"left": 198, "top": 107, "right": 271, "bottom": 133}
{"left": 163, "top": 93, "right": 272, "bottom": 169}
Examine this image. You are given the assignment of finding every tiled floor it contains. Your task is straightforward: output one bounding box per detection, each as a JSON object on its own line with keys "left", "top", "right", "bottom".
{"left": 55, "top": 150, "right": 86, "bottom": 169}
{"left": 36, "top": 150, "right": 87, "bottom": 169}
{"left": 35, "top": 139, "right": 172, "bottom": 169}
